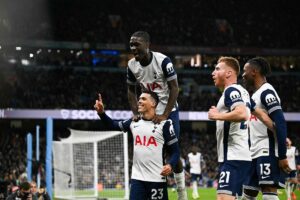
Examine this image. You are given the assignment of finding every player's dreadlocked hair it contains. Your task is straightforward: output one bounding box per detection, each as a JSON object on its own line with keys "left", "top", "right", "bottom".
{"left": 131, "top": 31, "right": 151, "bottom": 43}
{"left": 247, "top": 57, "right": 271, "bottom": 76}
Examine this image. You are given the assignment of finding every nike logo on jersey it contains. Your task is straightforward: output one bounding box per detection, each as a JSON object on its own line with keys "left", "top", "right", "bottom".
{"left": 133, "top": 125, "right": 139, "bottom": 128}
{"left": 261, "top": 175, "right": 270, "bottom": 179}
{"left": 219, "top": 184, "right": 229, "bottom": 188}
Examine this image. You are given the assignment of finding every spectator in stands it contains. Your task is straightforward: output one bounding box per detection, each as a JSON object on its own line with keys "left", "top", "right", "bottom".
{"left": 36, "top": 183, "right": 50, "bottom": 200}
{"left": 2, "top": 0, "right": 300, "bottom": 48}
{"left": 30, "top": 181, "right": 37, "bottom": 193}
{"left": 6, "top": 181, "right": 37, "bottom": 200}
{"left": 1, "top": 64, "right": 299, "bottom": 111}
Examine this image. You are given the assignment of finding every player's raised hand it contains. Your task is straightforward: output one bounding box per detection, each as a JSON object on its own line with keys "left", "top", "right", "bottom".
{"left": 160, "top": 164, "right": 172, "bottom": 176}
{"left": 278, "top": 158, "right": 292, "bottom": 174}
{"left": 152, "top": 114, "right": 168, "bottom": 124}
{"left": 208, "top": 106, "right": 219, "bottom": 120}
{"left": 94, "top": 93, "right": 105, "bottom": 114}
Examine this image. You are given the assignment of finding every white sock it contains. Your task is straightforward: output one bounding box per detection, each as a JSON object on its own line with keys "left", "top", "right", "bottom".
{"left": 174, "top": 172, "right": 188, "bottom": 200}
{"left": 192, "top": 181, "right": 198, "bottom": 194}
{"left": 240, "top": 193, "right": 257, "bottom": 200}
{"left": 286, "top": 182, "right": 291, "bottom": 199}
{"left": 174, "top": 171, "right": 186, "bottom": 190}
{"left": 262, "top": 193, "right": 279, "bottom": 200}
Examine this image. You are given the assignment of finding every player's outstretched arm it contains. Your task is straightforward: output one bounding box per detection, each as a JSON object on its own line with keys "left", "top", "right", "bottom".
{"left": 94, "top": 93, "right": 131, "bottom": 132}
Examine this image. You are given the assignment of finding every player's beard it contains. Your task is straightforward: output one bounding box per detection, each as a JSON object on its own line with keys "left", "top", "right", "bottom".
{"left": 243, "top": 78, "right": 254, "bottom": 92}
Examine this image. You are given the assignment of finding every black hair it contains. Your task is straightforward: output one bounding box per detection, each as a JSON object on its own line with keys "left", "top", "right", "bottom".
{"left": 247, "top": 57, "right": 271, "bottom": 76}
{"left": 142, "top": 90, "right": 159, "bottom": 107}
{"left": 19, "top": 182, "right": 31, "bottom": 190}
{"left": 131, "top": 31, "right": 150, "bottom": 43}
{"left": 40, "top": 181, "right": 46, "bottom": 188}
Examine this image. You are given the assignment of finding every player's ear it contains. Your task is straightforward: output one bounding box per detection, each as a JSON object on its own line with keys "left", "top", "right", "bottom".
{"left": 151, "top": 100, "right": 156, "bottom": 108}
{"left": 226, "top": 70, "right": 232, "bottom": 79}
{"left": 145, "top": 41, "right": 150, "bottom": 50}
{"left": 253, "top": 68, "right": 259, "bottom": 75}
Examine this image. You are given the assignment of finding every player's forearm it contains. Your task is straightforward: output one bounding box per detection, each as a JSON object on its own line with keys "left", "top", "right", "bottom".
{"left": 167, "top": 143, "right": 180, "bottom": 169}
{"left": 98, "top": 113, "right": 122, "bottom": 131}
{"left": 218, "top": 105, "right": 248, "bottom": 122}
{"left": 163, "top": 83, "right": 179, "bottom": 117}
{"left": 127, "top": 86, "right": 139, "bottom": 115}
{"left": 270, "top": 110, "right": 287, "bottom": 159}
{"left": 252, "top": 108, "right": 275, "bottom": 132}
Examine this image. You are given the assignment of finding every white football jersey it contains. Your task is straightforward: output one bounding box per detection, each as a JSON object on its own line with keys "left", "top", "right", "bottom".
{"left": 188, "top": 152, "right": 203, "bottom": 175}
{"left": 127, "top": 51, "right": 178, "bottom": 115}
{"left": 120, "top": 119, "right": 178, "bottom": 182}
{"left": 249, "top": 83, "right": 282, "bottom": 159}
{"left": 216, "top": 84, "right": 252, "bottom": 162}
{"left": 287, "top": 146, "right": 298, "bottom": 170}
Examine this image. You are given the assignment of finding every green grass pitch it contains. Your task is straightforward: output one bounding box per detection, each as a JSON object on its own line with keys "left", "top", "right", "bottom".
{"left": 168, "top": 187, "right": 300, "bottom": 200}
{"left": 55, "top": 187, "right": 300, "bottom": 199}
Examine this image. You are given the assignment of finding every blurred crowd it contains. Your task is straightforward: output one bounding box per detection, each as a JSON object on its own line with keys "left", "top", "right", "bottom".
{"left": 0, "top": 130, "right": 27, "bottom": 190}
{"left": 1, "top": 0, "right": 299, "bottom": 49}
{"left": 0, "top": 128, "right": 47, "bottom": 199}
{"left": 0, "top": 66, "right": 300, "bottom": 111}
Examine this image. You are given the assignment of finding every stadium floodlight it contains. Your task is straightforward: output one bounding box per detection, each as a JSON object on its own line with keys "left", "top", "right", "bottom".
{"left": 53, "top": 129, "right": 129, "bottom": 200}
{"left": 21, "top": 59, "right": 30, "bottom": 66}
{"left": 8, "top": 58, "right": 17, "bottom": 64}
